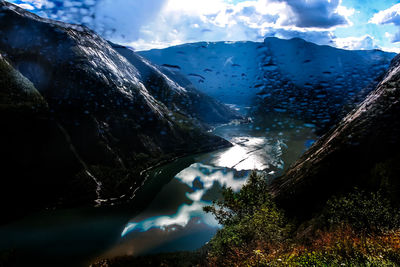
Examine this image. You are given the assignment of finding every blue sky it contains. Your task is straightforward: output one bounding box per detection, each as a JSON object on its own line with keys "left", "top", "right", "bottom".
{"left": 8, "top": 0, "right": 400, "bottom": 52}
{"left": 336, "top": 0, "right": 400, "bottom": 51}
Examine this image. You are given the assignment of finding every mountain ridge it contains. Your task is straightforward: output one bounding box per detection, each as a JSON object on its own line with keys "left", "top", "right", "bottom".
{"left": 270, "top": 52, "right": 400, "bottom": 219}
{"left": 139, "top": 37, "right": 395, "bottom": 131}
{"left": 0, "top": 1, "right": 237, "bottom": 222}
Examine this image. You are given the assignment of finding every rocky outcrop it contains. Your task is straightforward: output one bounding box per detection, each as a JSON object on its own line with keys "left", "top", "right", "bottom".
{"left": 0, "top": 1, "right": 232, "bottom": 222}
{"left": 270, "top": 53, "right": 400, "bottom": 220}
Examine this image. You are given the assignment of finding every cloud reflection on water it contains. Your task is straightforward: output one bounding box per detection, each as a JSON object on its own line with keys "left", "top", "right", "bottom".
{"left": 121, "top": 163, "right": 248, "bottom": 237}
{"left": 115, "top": 118, "right": 317, "bottom": 256}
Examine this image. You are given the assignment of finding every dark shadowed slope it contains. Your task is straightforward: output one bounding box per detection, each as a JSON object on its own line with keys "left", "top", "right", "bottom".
{"left": 0, "top": 1, "right": 231, "bottom": 222}
{"left": 270, "top": 53, "right": 400, "bottom": 220}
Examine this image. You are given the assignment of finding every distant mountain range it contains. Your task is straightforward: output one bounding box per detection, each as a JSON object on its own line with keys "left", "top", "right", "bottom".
{"left": 140, "top": 39, "right": 395, "bottom": 130}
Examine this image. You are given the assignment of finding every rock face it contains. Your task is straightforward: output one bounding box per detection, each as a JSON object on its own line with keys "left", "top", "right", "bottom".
{"left": 140, "top": 38, "right": 395, "bottom": 131}
{"left": 270, "top": 54, "right": 400, "bottom": 220}
{"left": 110, "top": 42, "right": 242, "bottom": 125}
{"left": 0, "top": 1, "right": 233, "bottom": 221}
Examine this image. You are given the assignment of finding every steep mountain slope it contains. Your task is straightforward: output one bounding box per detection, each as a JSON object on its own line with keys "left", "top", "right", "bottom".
{"left": 110, "top": 42, "right": 242, "bottom": 124}
{"left": 140, "top": 41, "right": 261, "bottom": 105}
{"left": 0, "top": 54, "right": 87, "bottom": 221}
{"left": 270, "top": 53, "right": 400, "bottom": 220}
{"left": 140, "top": 38, "right": 395, "bottom": 130}
{"left": 0, "top": 1, "right": 232, "bottom": 221}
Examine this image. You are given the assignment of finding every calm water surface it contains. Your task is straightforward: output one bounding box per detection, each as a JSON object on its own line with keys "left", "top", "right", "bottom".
{"left": 0, "top": 112, "right": 317, "bottom": 266}
{"left": 99, "top": 112, "right": 317, "bottom": 259}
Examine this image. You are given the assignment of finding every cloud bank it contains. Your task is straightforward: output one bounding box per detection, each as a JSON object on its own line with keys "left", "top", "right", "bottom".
{"left": 11, "top": 0, "right": 396, "bottom": 52}
{"left": 334, "top": 35, "right": 379, "bottom": 50}
{"left": 127, "top": 0, "right": 353, "bottom": 50}
{"left": 370, "top": 3, "right": 400, "bottom": 43}
{"left": 279, "top": 0, "right": 351, "bottom": 29}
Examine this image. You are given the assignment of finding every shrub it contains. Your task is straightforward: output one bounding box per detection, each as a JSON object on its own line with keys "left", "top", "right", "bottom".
{"left": 203, "top": 176, "right": 400, "bottom": 266}
{"left": 203, "top": 172, "right": 292, "bottom": 265}
{"left": 272, "top": 226, "right": 400, "bottom": 266}
{"left": 323, "top": 189, "right": 400, "bottom": 233}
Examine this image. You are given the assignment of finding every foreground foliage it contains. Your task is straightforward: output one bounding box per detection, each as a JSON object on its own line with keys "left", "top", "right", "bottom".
{"left": 203, "top": 171, "right": 292, "bottom": 264}
{"left": 203, "top": 172, "right": 400, "bottom": 266}
{"left": 91, "top": 251, "right": 206, "bottom": 267}
{"left": 92, "top": 172, "right": 400, "bottom": 266}
{"left": 223, "top": 227, "right": 400, "bottom": 267}
{"left": 323, "top": 189, "right": 400, "bottom": 233}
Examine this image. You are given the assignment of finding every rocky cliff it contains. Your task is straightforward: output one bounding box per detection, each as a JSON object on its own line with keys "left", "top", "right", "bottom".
{"left": 270, "top": 53, "right": 400, "bottom": 219}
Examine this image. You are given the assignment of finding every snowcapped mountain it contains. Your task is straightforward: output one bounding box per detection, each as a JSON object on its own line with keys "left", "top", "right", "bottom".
{"left": 140, "top": 38, "right": 395, "bottom": 129}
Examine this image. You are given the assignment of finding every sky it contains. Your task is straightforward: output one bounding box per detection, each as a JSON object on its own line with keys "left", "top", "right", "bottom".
{"left": 7, "top": 0, "right": 400, "bottom": 52}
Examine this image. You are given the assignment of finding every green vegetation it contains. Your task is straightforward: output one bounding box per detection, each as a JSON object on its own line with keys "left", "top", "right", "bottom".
{"left": 254, "top": 227, "right": 400, "bottom": 266}
{"left": 322, "top": 189, "right": 400, "bottom": 233}
{"left": 203, "top": 172, "right": 292, "bottom": 264}
{"left": 92, "top": 172, "right": 400, "bottom": 267}
{"left": 91, "top": 251, "right": 206, "bottom": 267}
{"left": 203, "top": 172, "right": 400, "bottom": 266}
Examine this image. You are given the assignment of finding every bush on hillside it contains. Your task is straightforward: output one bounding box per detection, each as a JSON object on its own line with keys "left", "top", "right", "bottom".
{"left": 323, "top": 189, "right": 400, "bottom": 233}
{"left": 203, "top": 172, "right": 292, "bottom": 264}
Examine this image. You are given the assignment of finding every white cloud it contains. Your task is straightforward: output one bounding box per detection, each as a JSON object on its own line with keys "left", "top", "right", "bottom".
{"left": 9, "top": 0, "right": 361, "bottom": 50}
{"left": 334, "top": 35, "right": 379, "bottom": 50}
{"left": 92, "top": 0, "right": 168, "bottom": 43}
{"left": 17, "top": 0, "right": 55, "bottom": 9}
{"left": 125, "top": 0, "right": 353, "bottom": 50}
{"left": 164, "top": 0, "right": 227, "bottom": 15}
{"left": 337, "top": 5, "right": 355, "bottom": 18}
{"left": 16, "top": 3, "right": 35, "bottom": 10}
{"left": 379, "top": 46, "right": 400, "bottom": 54}
{"left": 370, "top": 3, "right": 400, "bottom": 43}
{"left": 370, "top": 3, "right": 400, "bottom": 25}
{"left": 385, "top": 32, "right": 394, "bottom": 39}
{"left": 126, "top": 0, "right": 281, "bottom": 49}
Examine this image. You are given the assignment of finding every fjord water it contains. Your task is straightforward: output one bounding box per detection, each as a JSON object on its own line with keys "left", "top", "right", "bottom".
{"left": 98, "top": 111, "right": 317, "bottom": 260}
{"left": 0, "top": 111, "right": 316, "bottom": 266}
